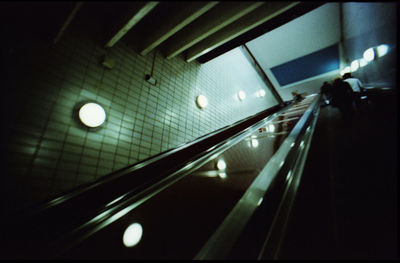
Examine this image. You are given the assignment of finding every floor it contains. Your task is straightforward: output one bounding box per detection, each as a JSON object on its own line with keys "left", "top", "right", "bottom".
{"left": 278, "top": 95, "right": 398, "bottom": 260}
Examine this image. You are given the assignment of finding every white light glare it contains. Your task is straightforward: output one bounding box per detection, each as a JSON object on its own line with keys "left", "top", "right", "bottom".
{"left": 251, "top": 139, "right": 259, "bottom": 148}
{"left": 196, "top": 95, "right": 208, "bottom": 109}
{"left": 123, "top": 223, "right": 143, "bottom": 247}
{"left": 363, "top": 48, "right": 375, "bottom": 62}
{"left": 300, "top": 140, "right": 305, "bottom": 148}
{"left": 217, "top": 159, "right": 226, "bottom": 170}
{"left": 359, "top": 58, "right": 367, "bottom": 67}
{"left": 267, "top": 124, "right": 275, "bottom": 133}
{"left": 219, "top": 172, "right": 227, "bottom": 179}
{"left": 257, "top": 89, "right": 266, "bottom": 97}
{"left": 343, "top": 66, "right": 351, "bottom": 74}
{"left": 238, "top": 91, "right": 246, "bottom": 101}
{"left": 350, "top": 60, "right": 359, "bottom": 72}
{"left": 201, "top": 48, "right": 212, "bottom": 55}
{"left": 79, "top": 102, "right": 106, "bottom": 127}
{"left": 376, "top": 44, "right": 389, "bottom": 57}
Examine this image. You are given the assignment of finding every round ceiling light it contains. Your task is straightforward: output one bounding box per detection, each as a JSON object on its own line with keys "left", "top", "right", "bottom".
{"left": 78, "top": 102, "right": 106, "bottom": 128}
{"left": 216, "top": 159, "right": 226, "bottom": 170}
{"left": 123, "top": 223, "right": 143, "bottom": 247}
{"left": 363, "top": 47, "right": 375, "bottom": 62}
{"left": 376, "top": 44, "right": 389, "bottom": 57}
{"left": 196, "top": 94, "right": 208, "bottom": 109}
{"left": 359, "top": 58, "right": 367, "bottom": 67}
{"left": 238, "top": 91, "right": 246, "bottom": 101}
{"left": 350, "top": 59, "right": 359, "bottom": 72}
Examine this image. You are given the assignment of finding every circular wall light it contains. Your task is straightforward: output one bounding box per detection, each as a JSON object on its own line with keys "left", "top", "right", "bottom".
{"left": 196, "top": 94, "right": 208, "bottom": 109}
{"left": 359, "top": 58, "right": 367, "bottom": 67}
{"left": 376, "top": 44, "right": 389, "bottom": 57}
{"left": 350, "top": 59, "right": 359, "bottom": 72}
{"left": 363, "top": 47, "right": 375, "bottom": 62}
{"left": 238, "top": 90, "right": 246, "bottom": 101}
{"left": 216, "top": 159, "right": 226, "bottom": 170}
{"left": 251, "top": 139, "right": 259, "bottom": 148}
{"left": 123, "top": 223, "right": 143, "bottom": 247}
{"left": 78, "top": 102, "right": 106, "bottom": 128}
{"left": 256, "top": 89, "right": 266, "bottom": 97}
{"left": 266, "top": 123, "right": 275, "bottom": 133}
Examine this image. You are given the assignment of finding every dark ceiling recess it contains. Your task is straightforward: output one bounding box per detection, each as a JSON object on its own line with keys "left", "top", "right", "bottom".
{"left": 196, "top": 2, "right": 326, "bottom": 64}
{"left": 1, "top": 2, "right": 325, "bottom": 64}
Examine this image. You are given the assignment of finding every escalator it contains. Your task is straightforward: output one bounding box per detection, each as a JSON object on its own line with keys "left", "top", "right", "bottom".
{"left": 0, "top": 95, "right": 321, "bottom": 260}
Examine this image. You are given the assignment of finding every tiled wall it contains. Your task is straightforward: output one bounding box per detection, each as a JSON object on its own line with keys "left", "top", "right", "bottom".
{"left": 2, "top": 24, "right": 279, "bottom": 214}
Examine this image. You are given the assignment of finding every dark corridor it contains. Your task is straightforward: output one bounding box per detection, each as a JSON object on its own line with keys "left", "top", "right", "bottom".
{"left": 279, "top": 91, "right": 398, "bottom": 259}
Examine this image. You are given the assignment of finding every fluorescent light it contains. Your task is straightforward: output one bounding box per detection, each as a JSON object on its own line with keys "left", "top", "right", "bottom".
{"left": 78, "top": 102, "right": 106, "bottom": 128}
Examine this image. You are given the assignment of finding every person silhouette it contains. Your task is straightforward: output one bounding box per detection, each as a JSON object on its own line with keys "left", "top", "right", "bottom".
{"left": 320, "top": 81, "right": 334, "bottom": 105}
{"left": 343, "top": 73, "right": 365, "bottom": 114}
{"left": 331, "top": 77, "right": 354, "bottom": 125}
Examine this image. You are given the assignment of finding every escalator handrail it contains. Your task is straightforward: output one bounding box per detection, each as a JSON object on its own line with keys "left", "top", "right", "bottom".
{"left": 195, "top": 95, "right": 320, "bottom": 259}
{"left": 2, "top": 103, "right": 294, "bottom": 258}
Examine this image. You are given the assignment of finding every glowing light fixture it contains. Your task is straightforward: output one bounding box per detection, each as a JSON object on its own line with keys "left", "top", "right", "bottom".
{"left": 267, "top": 124, "right": 275, "bottom": 133}
{"left": 256, "top": 89, "right": 266, "bottom": 97}
{"left": 217, "top": 159, "right": 226, "bottom": 170}
{"left": 123, "top": 223, "right": 143, "bottom": 247}
{"left": 359, "top": 58, "right": 367, "bottom": 67}
{"left": 350, "top": 60, "right": 359, "bottom": 72}
{"left": 196, "top": 94, "right": 208, "bottom": 109}
{"left": 251, "top": 139, "right": 259, "bottom": 148}
{"left": 363, "top": 48, "right": 375, "bottom": 62}
{"left": 78, "top": 102, "right": 106, "bottom": 128}
{"left": 238, "top": 91, "right": 246, "bottom": 101}
{"left": 376, "top": 44, "right": 389, "bottom": 57}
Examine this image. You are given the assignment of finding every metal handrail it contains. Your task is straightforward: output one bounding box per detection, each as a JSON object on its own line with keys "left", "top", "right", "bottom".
{"left": 195, "top": 95, "right": 320, "bottom": 259}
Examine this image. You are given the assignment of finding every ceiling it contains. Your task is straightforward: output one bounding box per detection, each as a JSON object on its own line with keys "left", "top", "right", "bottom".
{"left": 247, "top": 3, "right": 341, "bottom": 88}
{"left": 1, "top": 1, "right": 326, "bottom": 64}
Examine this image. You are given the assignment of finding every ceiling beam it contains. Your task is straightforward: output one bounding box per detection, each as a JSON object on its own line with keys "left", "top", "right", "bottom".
{"left": 164, "top": 2, "right": 265, "bottom": 59}
{"left": 185, "top": 2, "right": 300, "bottom": 62}
{"left": 196, "top": 2, "right": 325, "bottom": 64}
{"left": 139, "top": 2, "right": 219, "bottom": 56}
{"left": 53, "top": 2, "right": 84, "bottom": 44}
{"left": 105, "top": 1, "right": 159, "bottom": 48}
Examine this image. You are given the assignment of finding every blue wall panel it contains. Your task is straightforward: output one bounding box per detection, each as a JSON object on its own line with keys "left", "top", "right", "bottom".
{"left": 271, "top": 44, "right": 339, "bottom": 86}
